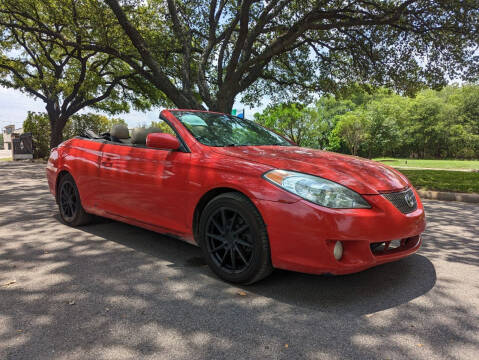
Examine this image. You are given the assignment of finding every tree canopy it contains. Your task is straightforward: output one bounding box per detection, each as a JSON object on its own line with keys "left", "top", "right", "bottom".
{"left": 255, "top": 84, "right": 479, "bottom": 159}
{"left": 1, "top": 0, "right": 478, "bottom": 150}
{"left": 102, "top": 0, "right": 479, "bottom": 111}
{"left": 0, "top": 0, "right": 161, "bottom": 146}
{"left": 23, "top": 111, "right": 126, "bottom": 158}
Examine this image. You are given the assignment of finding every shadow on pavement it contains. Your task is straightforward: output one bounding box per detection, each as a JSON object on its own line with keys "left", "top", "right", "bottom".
{"left": 1, "top": 162, "right": 478, "bottom": 360}
{"left": 80, "top": 216, "right": 436, "bottom": 316}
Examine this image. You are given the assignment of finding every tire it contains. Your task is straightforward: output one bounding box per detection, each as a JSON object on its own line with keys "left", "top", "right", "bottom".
{"left": 198, "top": 192, "right": 273, "bottom": 284}
{"left": 57, "top": 173, "right": 92, "bottom": 226}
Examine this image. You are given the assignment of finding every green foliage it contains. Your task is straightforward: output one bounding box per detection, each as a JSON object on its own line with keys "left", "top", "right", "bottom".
{"left": 3, "top": 0, "right": 475, "bottom": 113}
{"left": 0, "top": 133, "right": 4, "bottom": 148}
{"left": 254, "top": 84, "right": 479, "bottom": 159}
{"left": 0, "top": 0, "right": 160, "bottom": 147}
{"left": 332, "top": 110, "right": 368, "bottom": 156}
{"left": 149, "top": 121, "right": 176, "bottom": 136}
{"left": 254, "top": 103, "right": 319, "bottom": 146}
{"left": 23, "top": 112, "right": 51, "bottom": 159}
{"left": 23, "top": 111, "right": 126, "bottom": 158}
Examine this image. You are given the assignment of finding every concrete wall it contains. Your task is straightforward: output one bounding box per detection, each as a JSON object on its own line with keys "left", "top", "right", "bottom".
{"left": 0, "top": 149, "right": 12, "bottom": 159}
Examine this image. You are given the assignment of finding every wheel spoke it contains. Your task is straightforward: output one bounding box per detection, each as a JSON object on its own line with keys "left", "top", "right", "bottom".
{"left": 220, "top": 249, "right": 229, "bottom": 265}
{"left": 230, "top": 248, "right": 236, "bottom": 269}
{"left": 211, "top": 218, "right": 224, "bottom": 234}
{"left": 234, "top": 245, "right": 248, "bottom": 264}
{"left": 69, "top": 202, "right": 75, "bottom": 215}
{"left": 236, "top": 238, "right": 252, "bottom": 248}
{"left": 232, "top": 224, "right": 249, "bottom": 236}
{"left": 209, "top": 242, "right": 227, "bottom": 253}
{"left": 207, "top": 233, "right": 226, "bottom": 242}
{"left": 229, "top": 212, "right": 237, "bottom": 231}
{"left": 220, "top": 208, "right": 227, "bottom": 230}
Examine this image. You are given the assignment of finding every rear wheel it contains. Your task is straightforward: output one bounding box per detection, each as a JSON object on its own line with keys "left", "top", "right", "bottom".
{"left": 57, "top": 174, "right": 92, "bottom": 226}
{"left": 199, "top": 192, "right": 272, "bottom": 284}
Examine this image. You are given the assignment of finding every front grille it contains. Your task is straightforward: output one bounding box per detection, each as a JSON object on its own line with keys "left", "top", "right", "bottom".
{"left": 382, "top": 188, "right": 417, "bottom": 214}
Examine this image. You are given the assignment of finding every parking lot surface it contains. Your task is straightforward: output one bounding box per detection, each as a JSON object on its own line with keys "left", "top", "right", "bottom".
{"left": 1, "top": 162, "right": 478, "bottom": 359}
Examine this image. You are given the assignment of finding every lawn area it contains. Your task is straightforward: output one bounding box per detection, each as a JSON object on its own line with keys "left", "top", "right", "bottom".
{"left": 0, "top": 158, "right": 11, "bottom": 162}
{"left": 374, "top": 158, "right": 479, "bottom": 170}
{"left": 401, "top": 170, "right": 479, "bottom": 194}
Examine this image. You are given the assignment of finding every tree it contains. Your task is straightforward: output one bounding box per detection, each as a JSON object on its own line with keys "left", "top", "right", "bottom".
{"left": 2, "top": 1, "right": 478, "bottom": 119}
{"left": 362, "top": 92, "right": 406, "bottom": 158}
{"left": 95, "top": 0, "right": 478, "bottom": 112}
{"left": 0, "top": 0, "right": 156, "bottom": 147}
{"left": 23, "top": 112, "right": 51, "bottom": 158}
{"left": 313, "top": 95, "right": 358, "bottom": 149}
{"left": 254, "top": 103, "right": 316, "bottom": 145}
{"left": 253, "top": 83, "right": 479, "bottom": 158}
{"left": 23, "top": 111, "right": 127, "bottom": 158}
{"left": 333, "top": 111, "right": 368, "bottom": 156}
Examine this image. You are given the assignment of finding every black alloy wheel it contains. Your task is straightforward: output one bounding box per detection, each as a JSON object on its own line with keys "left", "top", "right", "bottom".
{"left": 205, "top": 207, "right": 254, "bottom": 273}
{"left": 57, "top": 174, "right": 92, "bottom": 226}
{"left": 199, "top": 192, "right": 272, "bottom": 284}
{"left": 60, "top": 180, "right": 77, "bottom": 222}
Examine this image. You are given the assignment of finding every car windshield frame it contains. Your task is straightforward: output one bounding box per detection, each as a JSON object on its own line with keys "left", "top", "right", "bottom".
{"left": 170, "top": 110, "right": 293, "bottom": 147}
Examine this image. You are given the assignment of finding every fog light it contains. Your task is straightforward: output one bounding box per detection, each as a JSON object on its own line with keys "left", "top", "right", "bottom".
{"left": 333, "top": 241, "right": 343, "bottom": 260}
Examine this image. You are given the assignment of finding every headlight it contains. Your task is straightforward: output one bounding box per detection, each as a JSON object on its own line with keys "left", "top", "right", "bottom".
{"left": 263, "top": 170, "right": 371, "bottom": 209}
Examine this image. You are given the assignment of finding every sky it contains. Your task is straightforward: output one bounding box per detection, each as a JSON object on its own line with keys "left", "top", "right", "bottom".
{"left": 0, "top": 86, "right": 267, "bottom": 130}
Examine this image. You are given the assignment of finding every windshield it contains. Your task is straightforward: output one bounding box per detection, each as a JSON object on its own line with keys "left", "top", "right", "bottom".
{"left": 171, "top": 111, "right": 292, "bottom": 147}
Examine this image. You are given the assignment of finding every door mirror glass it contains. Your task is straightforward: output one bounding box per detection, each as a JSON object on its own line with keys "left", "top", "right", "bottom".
{"left": 146, "top": 132, "right": 180, "bottom": 150}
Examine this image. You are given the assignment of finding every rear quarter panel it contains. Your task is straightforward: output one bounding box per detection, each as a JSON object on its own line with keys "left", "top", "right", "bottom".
{"left": 51, "top": 138, "right": 104, "bottom": 210}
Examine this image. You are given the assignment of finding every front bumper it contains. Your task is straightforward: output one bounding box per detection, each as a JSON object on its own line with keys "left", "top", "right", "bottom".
{"left": 254, "top": 187, "right": 426, "bottom": 275}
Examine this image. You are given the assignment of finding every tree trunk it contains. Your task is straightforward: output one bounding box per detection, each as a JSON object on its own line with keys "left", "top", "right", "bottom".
{"left": 212, "top": 92, "right": 235, "bottom": 114}
{"left": 46, "top": 101, "right": 66, "bottom": 148}
{"left": 49, "top": 121, "right": 64, "bottom": 149}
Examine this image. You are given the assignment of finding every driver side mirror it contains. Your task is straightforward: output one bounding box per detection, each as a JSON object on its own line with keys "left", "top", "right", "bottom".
{"left": 146, "top": 133, "right": 180, "bottom": 150}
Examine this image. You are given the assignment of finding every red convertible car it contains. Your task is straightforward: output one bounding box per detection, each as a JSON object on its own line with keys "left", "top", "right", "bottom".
{"left": 46, "top": 110, "right": 426, "bottom": 284}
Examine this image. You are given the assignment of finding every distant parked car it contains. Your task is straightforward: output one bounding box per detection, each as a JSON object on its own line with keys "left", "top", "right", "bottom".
{"left": 46, "top": 110, "right": 426, "bottom": 284}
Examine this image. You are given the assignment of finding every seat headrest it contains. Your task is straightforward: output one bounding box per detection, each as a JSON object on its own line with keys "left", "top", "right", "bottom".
{"left": 131, "top": 127, "right": 164, "bottom": 144}
{"left": 131, "top": 127, "right": 149, "bottom": 144}
{"left": 148, "top": 127, "right": 163, "bottom": 134}
{"left": 110, "top": 124, "right": 129, "bottom": 139}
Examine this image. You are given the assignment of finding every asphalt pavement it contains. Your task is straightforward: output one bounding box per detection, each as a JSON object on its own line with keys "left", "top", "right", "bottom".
{"left": 1, "top": 161, "right": 478, "bottom": 359}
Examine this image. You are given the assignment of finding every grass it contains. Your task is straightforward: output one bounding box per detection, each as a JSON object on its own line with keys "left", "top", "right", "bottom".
{"left": 401, "top": 170, "right": 479, "bottom": 194}
{"left": 374, "top": 157, "right": 479, "bottom": 170}
{"left": 0, "top": 158, "right": 11, "bottom": 162}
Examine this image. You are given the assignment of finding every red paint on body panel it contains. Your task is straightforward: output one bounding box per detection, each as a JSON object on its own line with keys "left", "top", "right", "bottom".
{"left": 46, "top": 109, "right": 426, "bottom": 276}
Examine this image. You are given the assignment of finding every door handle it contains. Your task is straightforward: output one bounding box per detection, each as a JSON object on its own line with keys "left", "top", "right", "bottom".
{"left": 101, "top": 156, "right": 116, "bottom": 168}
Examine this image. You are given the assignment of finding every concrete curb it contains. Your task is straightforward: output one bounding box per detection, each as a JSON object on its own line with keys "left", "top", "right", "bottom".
{"left": 417, "top": 190, "right": 479, "bottom": 204}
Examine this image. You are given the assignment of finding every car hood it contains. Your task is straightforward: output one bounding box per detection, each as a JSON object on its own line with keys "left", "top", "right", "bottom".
{"left": 210, "top": 146, "right": 409, "bottom": 194}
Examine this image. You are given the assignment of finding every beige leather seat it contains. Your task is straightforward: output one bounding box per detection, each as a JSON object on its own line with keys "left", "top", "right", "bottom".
{"left": 131, "top": 127, "right": 148, "bottom": 145}
{"left": 110, "top": 124, "right": 131, "bottom": 144}
{"left": 131, "top": 127, "right": 164, "bottom": 145}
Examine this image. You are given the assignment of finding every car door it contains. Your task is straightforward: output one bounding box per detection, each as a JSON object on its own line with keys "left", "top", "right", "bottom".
{"left": 98, "top": 135, "right": 191, "bottom": 234}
